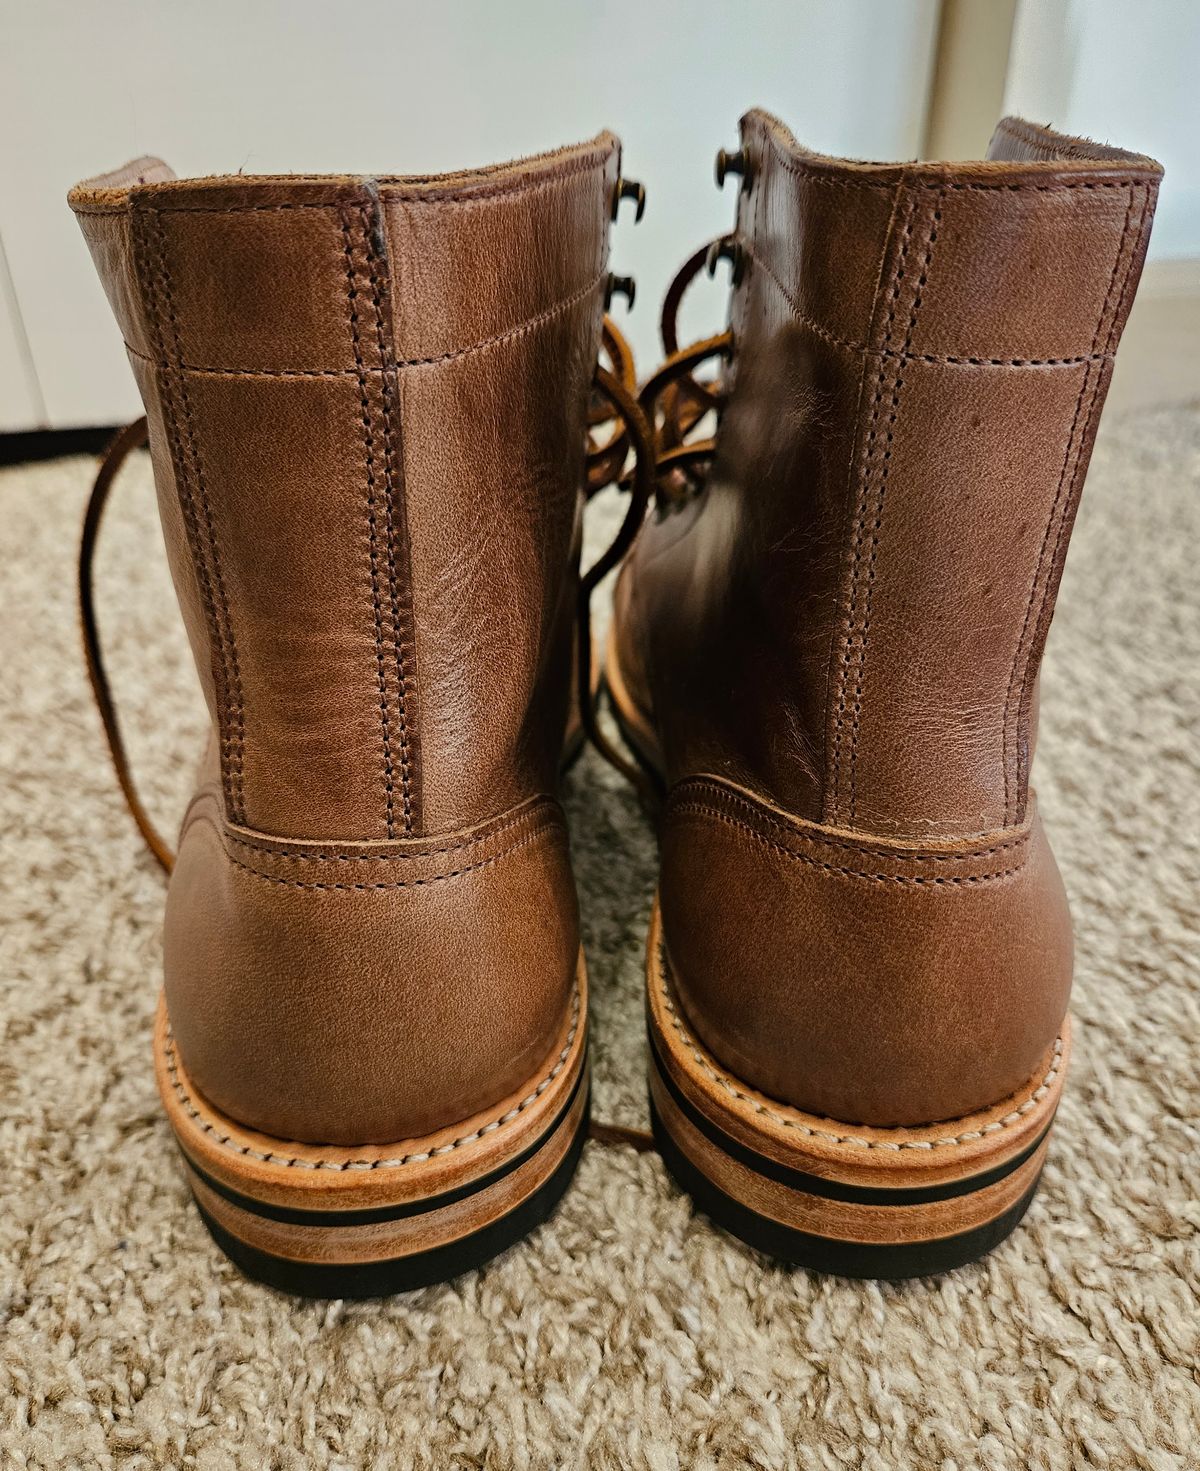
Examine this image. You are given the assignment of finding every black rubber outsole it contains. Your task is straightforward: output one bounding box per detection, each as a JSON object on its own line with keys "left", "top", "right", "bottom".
{"left": 194, "top": 1090, "right": 589, "bottom": 1298}
{"left": 650, "top": 1096, "right": 1044, "bottom": 1280}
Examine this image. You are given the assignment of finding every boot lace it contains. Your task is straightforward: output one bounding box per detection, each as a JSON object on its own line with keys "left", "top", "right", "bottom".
{"left": 638, "top": 238, "right": 737, "bottom": 507}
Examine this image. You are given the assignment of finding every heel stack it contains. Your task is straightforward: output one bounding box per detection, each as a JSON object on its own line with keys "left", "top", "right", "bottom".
{"left": 154, "top": 957, "right": 589, "bottom": 1297}
{"left": 646, "top": 903, "right": 1068, "bottom": 1278}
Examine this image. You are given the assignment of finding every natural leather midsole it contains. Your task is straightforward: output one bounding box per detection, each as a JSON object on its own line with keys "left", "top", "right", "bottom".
{"left": 648, "top": 1032, "right": 1054, "bottom": 1209}
{"left": 651, "top": 1066, "right": 1052, "bottom": 1246}
{"left": 180, "top": 1075, "right": 588, "bottom": 1266}
{"left": 179, "top": 1060, "right": 588, "bottom": 1228}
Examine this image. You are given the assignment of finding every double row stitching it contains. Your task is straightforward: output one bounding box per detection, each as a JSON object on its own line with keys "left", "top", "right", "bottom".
{"left": 143, "top": 208, "right": 246, "bottom": 821}
{"left": 114, "top": 271, "right": 622, "bottom": 379}
{"left": 670, "top": 803, "right": 1026, "bottom": 886}
{"left": 831, "top": 187, "right": 919, "bottom": 821}
{"left": 216, "top": 819, "right": 556, "bottom": 891}
{"left": 658, "top": 957, "right": 1062, "bottom": 1150}
{"left": 359, "top": 199, "right": 413, "bottom": 834}
{"left": 342, "top": 208, "right": 398, "bottom": 839}
{"left": 830, "top": 200, "right": 909, "bottom": 818}
{"left": 848, "top": 193, "right": 942, "bottom": 821}
{"left": 165, "top": 987, "right": 582, "bottom": 1170}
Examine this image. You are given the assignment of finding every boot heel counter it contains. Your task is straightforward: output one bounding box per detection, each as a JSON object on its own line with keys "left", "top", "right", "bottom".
{"left": 162, "top": 798, "right": 579, "bottom": 1145}
{"left": 659, "top": 778, "right": 1072, "bottom": 1127}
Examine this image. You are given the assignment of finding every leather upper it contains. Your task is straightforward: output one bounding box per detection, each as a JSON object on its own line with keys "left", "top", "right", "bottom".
{"left": 71, "top": 138, "right": 619, "bottom": 1143}
{"left": 616, "top": 113, "right": 1159, "bottom": 1125}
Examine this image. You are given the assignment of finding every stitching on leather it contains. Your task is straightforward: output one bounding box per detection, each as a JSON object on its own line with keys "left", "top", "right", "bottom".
{"left": 158, "top": 215, "right": 248, "bottom": 818}
{"left": 911, "top": 352, "right": 1100, "bottom": 367}
{"left": 222, "top": 803, "right": 559, "bottom": 863}
{"left": 360, "top": 198, "right": 414, "bottom": 836}
{"left": 147, "top": 208, "right": 247, "bottom": 823}
{"left": 117, "top": 271, "right": 606, "bottom": 377}
{"left": 78, "top": 203, "right": 339, "bottom": 215}
{"left": 217, "top": 820, "right": 556, "bottom": 889}
{"left": 669, "top": 783, "right": 1029, "bottom": 864}
{"left": 833, "top": 194, "right": 914, "bottom": 815}
{"left": 830, "top": 199, "right": 909, "bottom": 819}
{"left": 714, "top": 254, "right": 1115, "bottom": 370}
{"left": 135, "top": 336, "right": 1108, "bottom": 374}
{"left": 850, "top": 194, "right": 941, "bottom": 822}
{"left": 1105, "top": 183, "right": 1156, "bottom": 354}
{"left": 1000, "top": 181, "right": 1142, "bottom": 823}
{"left": 834, "top": 188, "right": 931, "bottom": 821}
{"left": 342, "top": 207, "right": 398, "bottom": 840}
{"left": 759, "top": 128, "right": 1148, "bottom": 195}
{"left": 657, "top": 955, "right": 1062, "bottom": 1150}
{"left": 381, "top": 154, "right": 609, "bottom": 205}
{"left": 165, "top": 987, "right": 581, "bottom": 1170}
{"left": 670, "top": 803, "right": 1026, "bottom": 885}
{"left": 75, "top": 167, "right": 1140, "bottom": 221}
{"left": 75, "top": 154, "right": 610, "bottom": 219}
{"left": 742, "top": 244, "right": 859, "bottom": 354}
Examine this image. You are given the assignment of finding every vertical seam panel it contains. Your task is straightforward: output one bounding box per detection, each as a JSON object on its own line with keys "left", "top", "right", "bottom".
{"left": 359, "top": 195, "right": 414, "bottom": 835}
{"left": 846, "top": 191, "right": 942, "bottom": 822}
{"left": 341, "top": 204, "right": 398, "bottom": 839}
{"left": 136, "top": 204, "right": 245, "bottom": 821}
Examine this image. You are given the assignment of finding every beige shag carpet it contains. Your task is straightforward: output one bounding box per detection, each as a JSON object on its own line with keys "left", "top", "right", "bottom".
{"left": 1, "top": 406, "right": 1198, "bottom": 1470}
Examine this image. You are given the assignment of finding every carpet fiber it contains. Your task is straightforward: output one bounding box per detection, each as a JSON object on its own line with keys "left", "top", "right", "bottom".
{"left": 1, "top": 407, "right": 1198, "bottom": 1469}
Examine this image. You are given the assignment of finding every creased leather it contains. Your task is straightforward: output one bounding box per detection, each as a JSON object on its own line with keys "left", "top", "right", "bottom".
{"left": 70, "top": 136, "right": 619, "bottom": 1143}
{"left": 616, "top": 114, "right": 1159, "bottom": 1125}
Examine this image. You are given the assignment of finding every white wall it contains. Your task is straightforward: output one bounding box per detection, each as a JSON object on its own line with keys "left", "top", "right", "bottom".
{"left": 0, "top": 0, "right": 939, "bottom": 427}
{"left": 0, "top": 238, "right": 42, "bottom": 433}
{"left": 1004, "top": 0, "right": 1200, "bottom": 260}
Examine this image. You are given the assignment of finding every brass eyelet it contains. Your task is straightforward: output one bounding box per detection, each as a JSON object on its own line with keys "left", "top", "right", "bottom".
{"left": 704, "top": 237, "right": 746, "bottom": 287}
{"left": 611, "top": 177, "right": 647, "bottom": 223}
{"left": 605, "top": 273, "right": 636, "bottom": 311}
{"left": 715, "top": 147, "right": 752, "bottom": 192}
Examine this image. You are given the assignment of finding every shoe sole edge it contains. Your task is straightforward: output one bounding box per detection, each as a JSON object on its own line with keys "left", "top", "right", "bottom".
{"left": 154, "top": 955, "right": 589, "bottom": 1296}
{"left": 646, "top": 901, "right": 1068, "bottom": 1278}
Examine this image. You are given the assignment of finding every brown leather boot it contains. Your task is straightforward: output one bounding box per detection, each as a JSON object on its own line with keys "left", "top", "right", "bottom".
{"left": 608, "top": 112, "right": 1160, "bottom": 1276}
{"left": 70, "top": 138, "right": 646, "bottom": 1294}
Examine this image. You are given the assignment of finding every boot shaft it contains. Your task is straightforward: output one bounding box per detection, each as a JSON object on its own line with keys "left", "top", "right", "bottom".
{"left": 70, "top": 140, "right": 620, "bottom": 841}
{"left": 674, "top": 111, "right": 1159, "bottom": 838}
{"left": 611, "top": 113, "right": 1160, "bottom": 1137}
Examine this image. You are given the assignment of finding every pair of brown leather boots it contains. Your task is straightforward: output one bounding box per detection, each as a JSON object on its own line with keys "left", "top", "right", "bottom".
{"left": 71, "top": 109, "right": 1159, "bottom": 1295}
